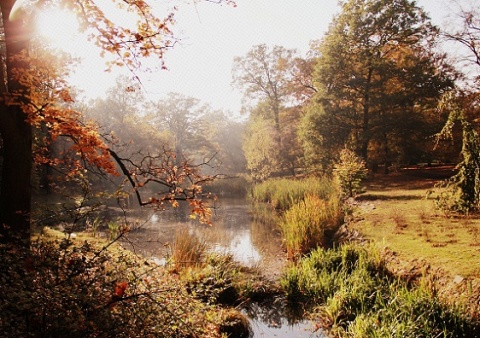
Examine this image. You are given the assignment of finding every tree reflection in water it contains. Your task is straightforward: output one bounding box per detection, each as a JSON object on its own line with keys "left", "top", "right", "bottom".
{"left": 245, "top": 295, "right": 325, "bottom": 337}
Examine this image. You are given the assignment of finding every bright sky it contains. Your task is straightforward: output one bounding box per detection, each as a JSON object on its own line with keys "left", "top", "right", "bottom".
{"left": 35, "top": 0, "right": 464, "bottom": 115}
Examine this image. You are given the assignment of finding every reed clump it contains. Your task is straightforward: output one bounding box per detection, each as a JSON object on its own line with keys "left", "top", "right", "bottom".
{"left": 281, "top": 244, "right": 480, "bottom": 337}
{"left": 172, "top": 228, "right": 209, "bottom": 270}
{"left": 250, "top": 176, "right": 336, "bottom": 211}
{"left": 251, "top": 175, "right": 344, "bottom": 259}
{"left": 280, "top": 193, "right": 343, "bottom": 259}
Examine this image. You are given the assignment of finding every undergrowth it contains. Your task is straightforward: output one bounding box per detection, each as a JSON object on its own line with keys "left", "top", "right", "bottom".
{"left": 0, "top": 233, "right": 225, "bottom": 337}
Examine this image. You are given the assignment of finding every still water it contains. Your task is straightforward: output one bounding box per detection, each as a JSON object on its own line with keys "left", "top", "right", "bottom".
{"left": 123, "top": 197, "right": 325, "bottom": 338}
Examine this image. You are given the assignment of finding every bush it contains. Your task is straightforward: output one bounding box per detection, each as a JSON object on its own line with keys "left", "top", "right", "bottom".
{"left": 333, "top": 148, "right": 368, "bottom": 199}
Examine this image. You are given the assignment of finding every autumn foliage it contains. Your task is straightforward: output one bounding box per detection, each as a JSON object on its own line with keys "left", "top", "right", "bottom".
{"left": 0, "top": 0, "right": 231, "bottom": 242}
{"left": 12, "top": 47, "right": 118, "bottom": 178}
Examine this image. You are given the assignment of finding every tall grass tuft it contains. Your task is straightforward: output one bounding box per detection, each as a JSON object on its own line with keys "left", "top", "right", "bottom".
{"left": 281, "top": 244, "right": 479, "bottom": 337}
{"left": 250, "top": 176, "right": 336, "bottom": 210}
{"left": 280, "top": 194, "right": 343, "bottom": 259}
{"left": 172, "top": 228, "right": 208, "bottom": 270}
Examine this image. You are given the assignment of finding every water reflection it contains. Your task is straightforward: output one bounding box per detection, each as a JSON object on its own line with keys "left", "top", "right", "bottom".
{"left": 249, "top": 315, "right": 324, "bottom": 338}
{"left": 245, "top": 296, "right": 325, "bottom": 338}
{"left": 121, "top": 197, "right": 324, "bottom": 338}
{"left": 124, "top": 198, "right": 285, "bottom": 273}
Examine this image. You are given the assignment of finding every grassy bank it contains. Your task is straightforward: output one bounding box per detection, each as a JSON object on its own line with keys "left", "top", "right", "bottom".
{"left": 253, "top": 169, "right": 480, "bottom": 336}
{"left": 351, "top": 167, "right": 480, "bottom": 315}
{"left": 251, "top": 176, "right": 344, "bottom": 259}
{"left": 356, "top": 176, "right": 480, "bottom": 275}
{"left": 281, "top": 244, "right": 480, "bottom": 337}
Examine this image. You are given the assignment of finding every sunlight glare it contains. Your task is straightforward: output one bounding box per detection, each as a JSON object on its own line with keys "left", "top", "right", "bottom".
{"left": 36, "top": 7, "right": 81, "bottom": 53}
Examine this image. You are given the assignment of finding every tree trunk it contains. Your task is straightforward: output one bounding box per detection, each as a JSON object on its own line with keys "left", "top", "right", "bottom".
{"left": 0, "top": 0, "right": 33, "bottom": 246}
{"left": 361, "top": 67, "right": 373, "bottom": 161}
{"left": 383, "top": 131, "right": 389, "bottom": 175}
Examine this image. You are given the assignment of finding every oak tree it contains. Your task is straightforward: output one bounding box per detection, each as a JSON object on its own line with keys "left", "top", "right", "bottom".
{"left": 232, "top": 44, "right": 297, "bottom": 131}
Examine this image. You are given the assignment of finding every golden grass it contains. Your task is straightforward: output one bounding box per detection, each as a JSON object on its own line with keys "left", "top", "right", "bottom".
{"left": 172, "top": 228, "right": 208, "bottom": 270}
{"left": 352, "top": 168, "right": 480, "bottom": 279}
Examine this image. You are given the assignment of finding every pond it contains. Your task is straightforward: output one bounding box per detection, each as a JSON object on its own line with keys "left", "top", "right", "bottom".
{"left": 122, "top": 197, "right": 326, "bottom": 338}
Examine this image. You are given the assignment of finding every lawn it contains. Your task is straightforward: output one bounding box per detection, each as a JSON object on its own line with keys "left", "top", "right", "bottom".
{"left": 351, "top": 165, "right": 480, "bottom": 311}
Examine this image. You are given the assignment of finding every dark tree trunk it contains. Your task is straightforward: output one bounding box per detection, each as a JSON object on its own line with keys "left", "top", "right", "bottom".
{"left": 37, "top": 125, "right": 54, "bottom": 195}
{"left": 361, "top": 67, "right": 373, "bottom": 161}
{"left": 383, "top": 131, "right": 389, "bottom": 175}
{"left": 0, "top": 1, "right": 33, "bottom": 246}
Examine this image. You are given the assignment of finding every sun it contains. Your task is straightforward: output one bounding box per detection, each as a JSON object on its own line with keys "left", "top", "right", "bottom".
{"left": 35, "top": 6, "right": 82, "bottom": 54}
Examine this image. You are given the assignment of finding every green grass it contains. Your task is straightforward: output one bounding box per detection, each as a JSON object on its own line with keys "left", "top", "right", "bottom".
{"left": 251, "top": 176, "right": 344, "bottom": 259}
{"left": 353, "top": 175, "right": 480, "bottom": 279}
{"left": 281, "top": 244, "right": 480, "bottom": 337}
{"left": 250, "top": 176, "right": 337, "bottom": 210}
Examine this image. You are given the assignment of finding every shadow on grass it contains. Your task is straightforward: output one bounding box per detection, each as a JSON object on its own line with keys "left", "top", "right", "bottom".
{"left": 356, "top": 194, "right": 423, "bottom": 201}
{"left": 364, "top": 166, "right": 456, "bottom": 192}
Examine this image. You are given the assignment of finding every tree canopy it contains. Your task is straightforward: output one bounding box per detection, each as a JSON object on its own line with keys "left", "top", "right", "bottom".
{"left": 301, "top": 0, "right": 455, "bottom": 171}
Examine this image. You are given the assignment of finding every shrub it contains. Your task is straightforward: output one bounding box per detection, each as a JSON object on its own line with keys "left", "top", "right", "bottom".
{"left": 333, "top": 148, "right": 368, "bottom": 199}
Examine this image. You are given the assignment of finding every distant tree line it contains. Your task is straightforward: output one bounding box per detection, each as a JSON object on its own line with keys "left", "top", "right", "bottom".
{"left": 233, "top": 0, "right": 480, "bottom": 181}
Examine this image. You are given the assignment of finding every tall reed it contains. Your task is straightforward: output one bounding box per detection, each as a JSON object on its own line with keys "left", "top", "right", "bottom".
{"left": 250, "top": 176, "right": 336, "bottom": 211}
{"left": 280, "top": 193, "right": 343, "bottom": 259}
{"left": 172, "top": 228, "right": 208, "bottom": 270}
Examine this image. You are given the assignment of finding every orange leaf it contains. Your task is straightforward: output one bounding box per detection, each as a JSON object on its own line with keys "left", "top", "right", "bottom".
{"left": 114, "top": 281, "right": 128, "bottom": 298}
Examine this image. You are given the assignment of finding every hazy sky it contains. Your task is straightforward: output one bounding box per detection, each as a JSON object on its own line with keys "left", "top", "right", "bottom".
{"left": 37, "top": 0, "right": 466, "bottom": 115}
